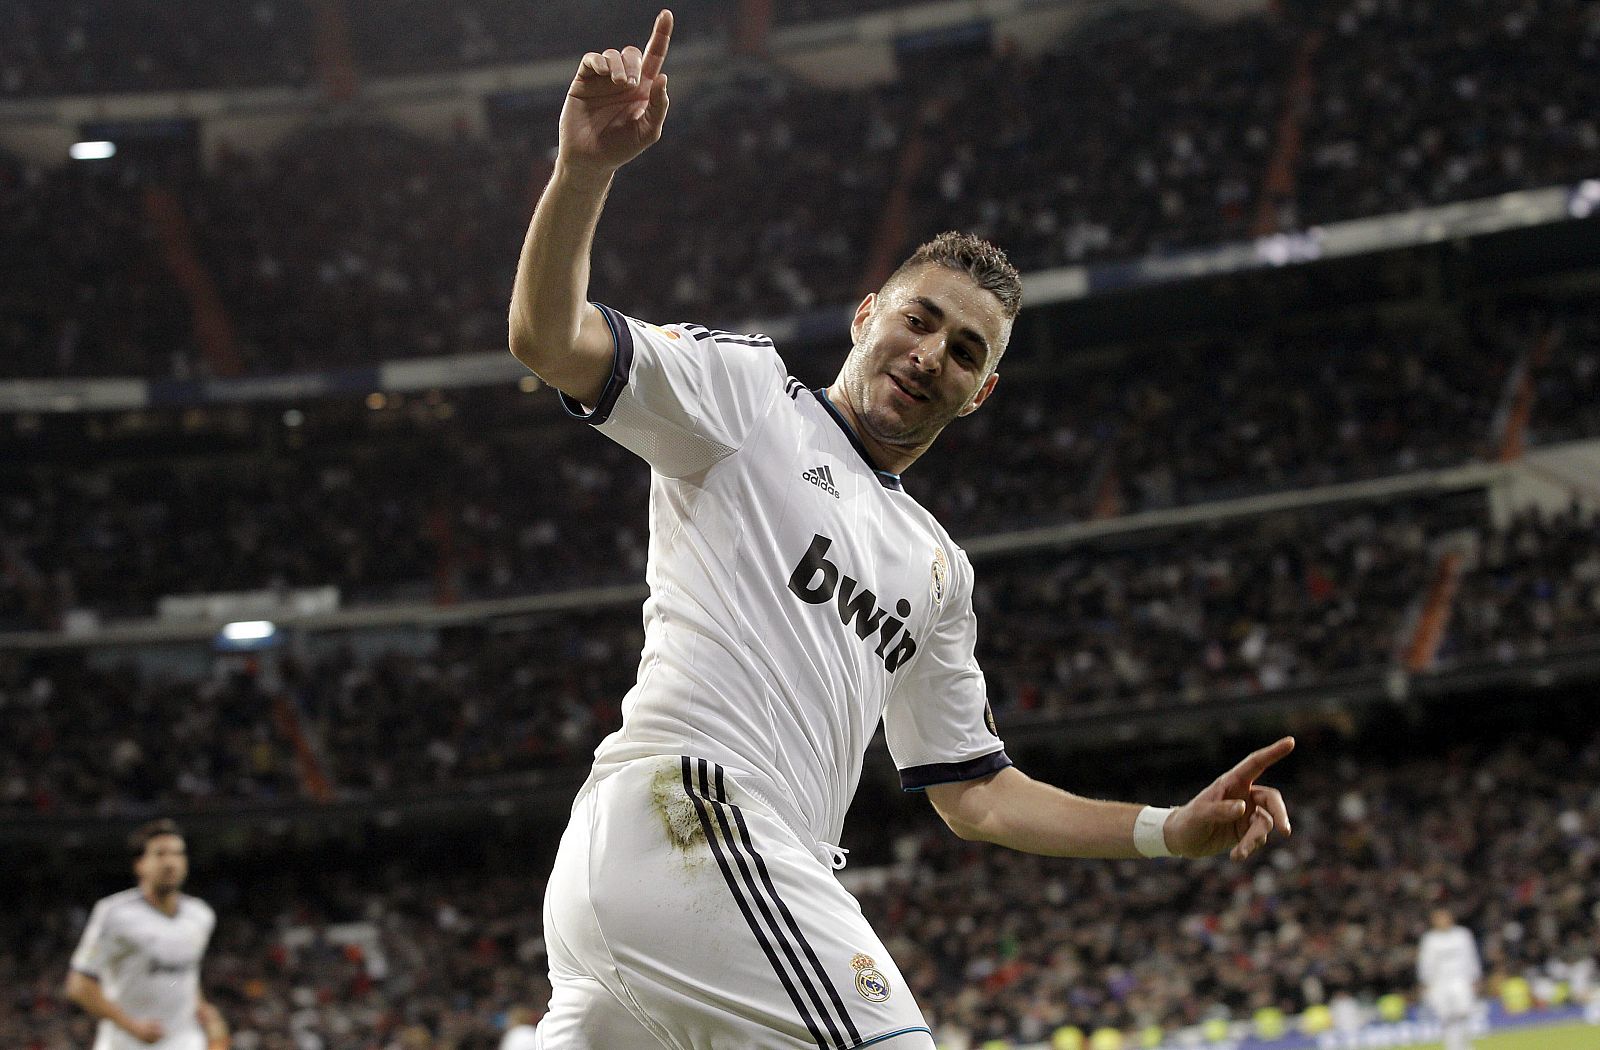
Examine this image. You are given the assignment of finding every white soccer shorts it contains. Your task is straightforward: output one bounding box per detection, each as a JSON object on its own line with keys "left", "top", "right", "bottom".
{"left": 1426, "top": 979, "right": 1476, "bottom": 1023}
{"left": 535, "top": 755, "right": 935, "bottom": 1050}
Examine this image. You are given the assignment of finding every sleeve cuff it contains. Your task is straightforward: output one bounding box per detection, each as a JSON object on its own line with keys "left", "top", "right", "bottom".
{"left": 70, "top": 967, "right": 101, "bottom": 980}
{"left": 897, "top": 748, "right": 1012, "bottom": 792}
{"left": 558, "top": 303, "right": 634, "bottom": 426}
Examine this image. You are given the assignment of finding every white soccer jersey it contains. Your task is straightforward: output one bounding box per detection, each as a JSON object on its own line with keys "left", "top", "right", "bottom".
{"left": 565, "top": 304, "right": 1009, "bottom": 848}
{"left": 1418, "top": 926, "right": 1482, "bottom": 987}
{"left": 70, "top": 889, "right": 215, "bottom": 1050}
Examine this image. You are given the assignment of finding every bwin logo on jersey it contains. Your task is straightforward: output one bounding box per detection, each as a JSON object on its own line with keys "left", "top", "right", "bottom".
{"left": 802, "top": 464, "right": 839, "bottom": 498}
{"left": 787, "top": 534, "right": 919, "bottom": 672}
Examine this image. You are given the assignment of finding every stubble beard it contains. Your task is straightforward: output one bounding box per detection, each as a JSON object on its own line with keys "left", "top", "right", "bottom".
{"left": 845, "top": 351, "right": 953, "bottom": 451}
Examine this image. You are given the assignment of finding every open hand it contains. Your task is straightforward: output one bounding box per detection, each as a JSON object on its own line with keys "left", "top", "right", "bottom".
{"left": 559, "top": 10, "right": 673, "bottom": 175}
{"left": 1164, "top": 737, "right": 1294, "bottom": 860}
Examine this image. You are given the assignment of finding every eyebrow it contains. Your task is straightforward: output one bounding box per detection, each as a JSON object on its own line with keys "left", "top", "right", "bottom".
{"left": 909, "top": 296, "right": 991, "bottom": 362}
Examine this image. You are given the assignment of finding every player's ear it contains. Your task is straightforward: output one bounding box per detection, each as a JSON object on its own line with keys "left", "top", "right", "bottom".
{"left": 958, "top": 370, "right": 999, "bottom": 417}
{"left": 850, "top": 293, "right": 876, "bottom": 345}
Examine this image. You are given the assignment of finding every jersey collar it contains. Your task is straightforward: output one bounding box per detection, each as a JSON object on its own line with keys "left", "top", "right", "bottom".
{"left": 810, "top": 388, "right": 904, "bottom": 491}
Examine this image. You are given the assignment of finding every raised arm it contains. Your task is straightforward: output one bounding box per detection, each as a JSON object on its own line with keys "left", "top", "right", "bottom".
{"left": 928, "top": 737, "right": 1294, "bottom": 861}
{"left": 508, "top": 10, "right": 673, "bottom": 405}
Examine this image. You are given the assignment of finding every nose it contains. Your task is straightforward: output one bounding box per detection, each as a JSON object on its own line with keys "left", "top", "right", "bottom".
{"left": 910, "top": 337, "right": 946, "bottom": 374}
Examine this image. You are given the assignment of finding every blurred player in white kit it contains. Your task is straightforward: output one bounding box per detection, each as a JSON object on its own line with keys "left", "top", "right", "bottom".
{"left": 66, "top": 819, "right": 228, "bottom": 1050}
{"left": 1418, "top": 907, "right": 1482, "bottom": 1050}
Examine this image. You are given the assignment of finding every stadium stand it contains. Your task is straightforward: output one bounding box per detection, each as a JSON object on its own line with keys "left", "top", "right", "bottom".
{"left": 0, "top": 0, "right": 312, "bottom": 96}
{"left": 0, "top": 151, "right": 195, "bottom": 378}
{"left": 1290, "top": 0, "right": 1600, "bottom": 229}
{"left": 5, "top": 495, "right": 1597, "bottom": 818}
{"left": 9, "top": 303, "right": 1592, "bottom": 626}
{"left": 4, "top": 718, "right": 1597, "bottom": 1048}
{"left": 4, "top": 3, "right": 1599, "bottom": 377}
{"left": 903, "top": 10, "right": 1290, "bottom": 267}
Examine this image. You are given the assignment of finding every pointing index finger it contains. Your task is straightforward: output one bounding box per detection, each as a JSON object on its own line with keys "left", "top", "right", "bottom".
{"left": 1224, "top": 736, "right": 1295, "bottom": 786}
{"left": 642, "top": 9, "right": 673, "bottom": 81}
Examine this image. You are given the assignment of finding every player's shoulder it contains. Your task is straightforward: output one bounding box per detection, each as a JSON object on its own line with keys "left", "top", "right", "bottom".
{"left": 93, "top": 887, "right": 147, "bottom": 915}
{"left": 82, "top": 888, "right": 145, "bottom": 933}
{"left": 676, "top": 321, "right": 777, "bottom": 353}
{"left": 624, "top": 313, "right": 789, "bottom": 389}
{"left": 181, "top": 894, "right": 217, "bottom": 923}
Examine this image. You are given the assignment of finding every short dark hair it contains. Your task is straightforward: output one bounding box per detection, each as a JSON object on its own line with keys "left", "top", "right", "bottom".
{"left": 129, "top": 818, "right": 183, "bottom": 860}
{"left": 887, "top": 231, "right": 1023, "bottom": 319}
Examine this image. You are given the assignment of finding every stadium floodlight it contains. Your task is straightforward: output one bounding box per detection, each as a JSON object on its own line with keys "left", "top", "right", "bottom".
{"left": 220, "top": 620, "right": 277, "bottom": 642}
{"left": 1571, "top": 179, "right": 1600, "bottom": 219}
{"left": 69, "top": 140, "right": 117, "bottom": 161}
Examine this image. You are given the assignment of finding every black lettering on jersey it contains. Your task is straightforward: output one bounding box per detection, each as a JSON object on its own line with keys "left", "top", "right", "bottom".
{"left": 787, "top": 534, "right": 920, "bottom": 673}
{"left": 836, "top": 577, "right": 887, "bottom": 639}
{"left": 147, "top": 957, "right": 196, "bottom": 976}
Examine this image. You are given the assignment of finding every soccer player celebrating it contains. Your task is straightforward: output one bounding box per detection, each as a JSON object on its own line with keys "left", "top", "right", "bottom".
{"left": 1418, "top": 907, "right": 1483, "bottom": 1050}
{"left": 66, "top": 820, "right": 227, "bottom": 1050}
{"left": 510, "top": 11, "right": 1295, "bottom": 1048}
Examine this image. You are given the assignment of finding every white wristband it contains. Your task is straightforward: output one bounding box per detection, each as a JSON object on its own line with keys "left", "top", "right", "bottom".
{"left": 1134, "top": 806, "right": 1175, "bottom": 858}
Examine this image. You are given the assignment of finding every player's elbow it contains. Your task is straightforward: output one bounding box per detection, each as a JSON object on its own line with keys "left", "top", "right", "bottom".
{"left": 941, "top": 813, "right": 990, "bottom": 842}
{"left": 64, "top": 970, "right": 93, "bottom": 1003}
{"left": 508, "top": 320, "right": 557, "bottom": 374}
{"left": 927, "top": 785, "right": 1000, "bottom": 844}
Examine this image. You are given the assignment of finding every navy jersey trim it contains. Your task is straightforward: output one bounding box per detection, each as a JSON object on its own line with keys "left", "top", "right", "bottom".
{"left": 808, "top": 389, "right": 904, "bottom": 492}
{"left": 70, "top": 967, "right": 101, "bottom": 980}
{"left": 558, "top": 303, "right": 635, "bottom": 426}
{"left": 898, "top": 748, "right": 1012, "bottom": 792}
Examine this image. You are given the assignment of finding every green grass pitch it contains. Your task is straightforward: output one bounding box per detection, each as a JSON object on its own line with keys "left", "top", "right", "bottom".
{"left": 1408, "top": 1023, "right": 1598, "bottom": 1050}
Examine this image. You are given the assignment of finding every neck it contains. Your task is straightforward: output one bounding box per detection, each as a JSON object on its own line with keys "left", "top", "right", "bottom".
{"left": 141, "top": 885, "right": 179, "bottom": 915}
{"left": 824, "top": 382, "right": 926, "bottom": 476}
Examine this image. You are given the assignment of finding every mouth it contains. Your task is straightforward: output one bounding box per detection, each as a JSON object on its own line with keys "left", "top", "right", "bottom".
{"left": 886, "top": 373, "right": 930, "bottom": 403}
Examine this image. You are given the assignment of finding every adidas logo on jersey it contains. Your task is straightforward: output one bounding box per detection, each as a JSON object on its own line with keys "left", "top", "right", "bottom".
{"left": 787, "top": 534, "right": 920, "bottom": 673}
{"left": 802, "top": 464, "right": 839, "bottom": 498}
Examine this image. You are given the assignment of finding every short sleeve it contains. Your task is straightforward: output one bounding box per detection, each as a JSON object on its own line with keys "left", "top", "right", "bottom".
{"left": 883, "top": 546, "right": 1011, "bottom": 791}
{"left": 70, "top": 899, "right": 114, "bottom": 978}
{"left": 560, "top": 304, "right": 786, "bottom": 478}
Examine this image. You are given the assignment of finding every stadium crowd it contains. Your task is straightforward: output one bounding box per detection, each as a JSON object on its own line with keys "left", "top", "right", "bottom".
{"left": 903, "top": 10, "right": 1289, "bottom": 268}
{"left": 0, "top": 0, "right": 311, "bottom": 96}
{"left": 5, "top": 496, "right": 1598, "bottom": 818}
{"left": 3, "top": 2, "right": 1599, "bottom": 378}
{"left": 10, "top": 303, "right": 1589, "bottom": 629}
{"left": 0, "top": 152, "right": 194, "bottom": 378}
{"left": 1291, "top": 0, "right": 1600, "bottom": 228}
{"left": 4, "top": 723, "right": 1598, "bottom": 1048}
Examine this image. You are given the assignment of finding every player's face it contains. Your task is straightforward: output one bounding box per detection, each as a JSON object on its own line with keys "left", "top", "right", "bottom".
{"left": 841, "top": 265, "right": 1008, "bottom": 452}
{"left": 135, "top": 834, "right": 188, "bottom": 893}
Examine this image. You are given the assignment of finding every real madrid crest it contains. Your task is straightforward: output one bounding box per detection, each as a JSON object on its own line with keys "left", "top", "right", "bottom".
{"left": 850, "top": 953, "right": 891, "bottom": 1002}
{"left": 930, "top": 547, "right": 949, "bottom": 609}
